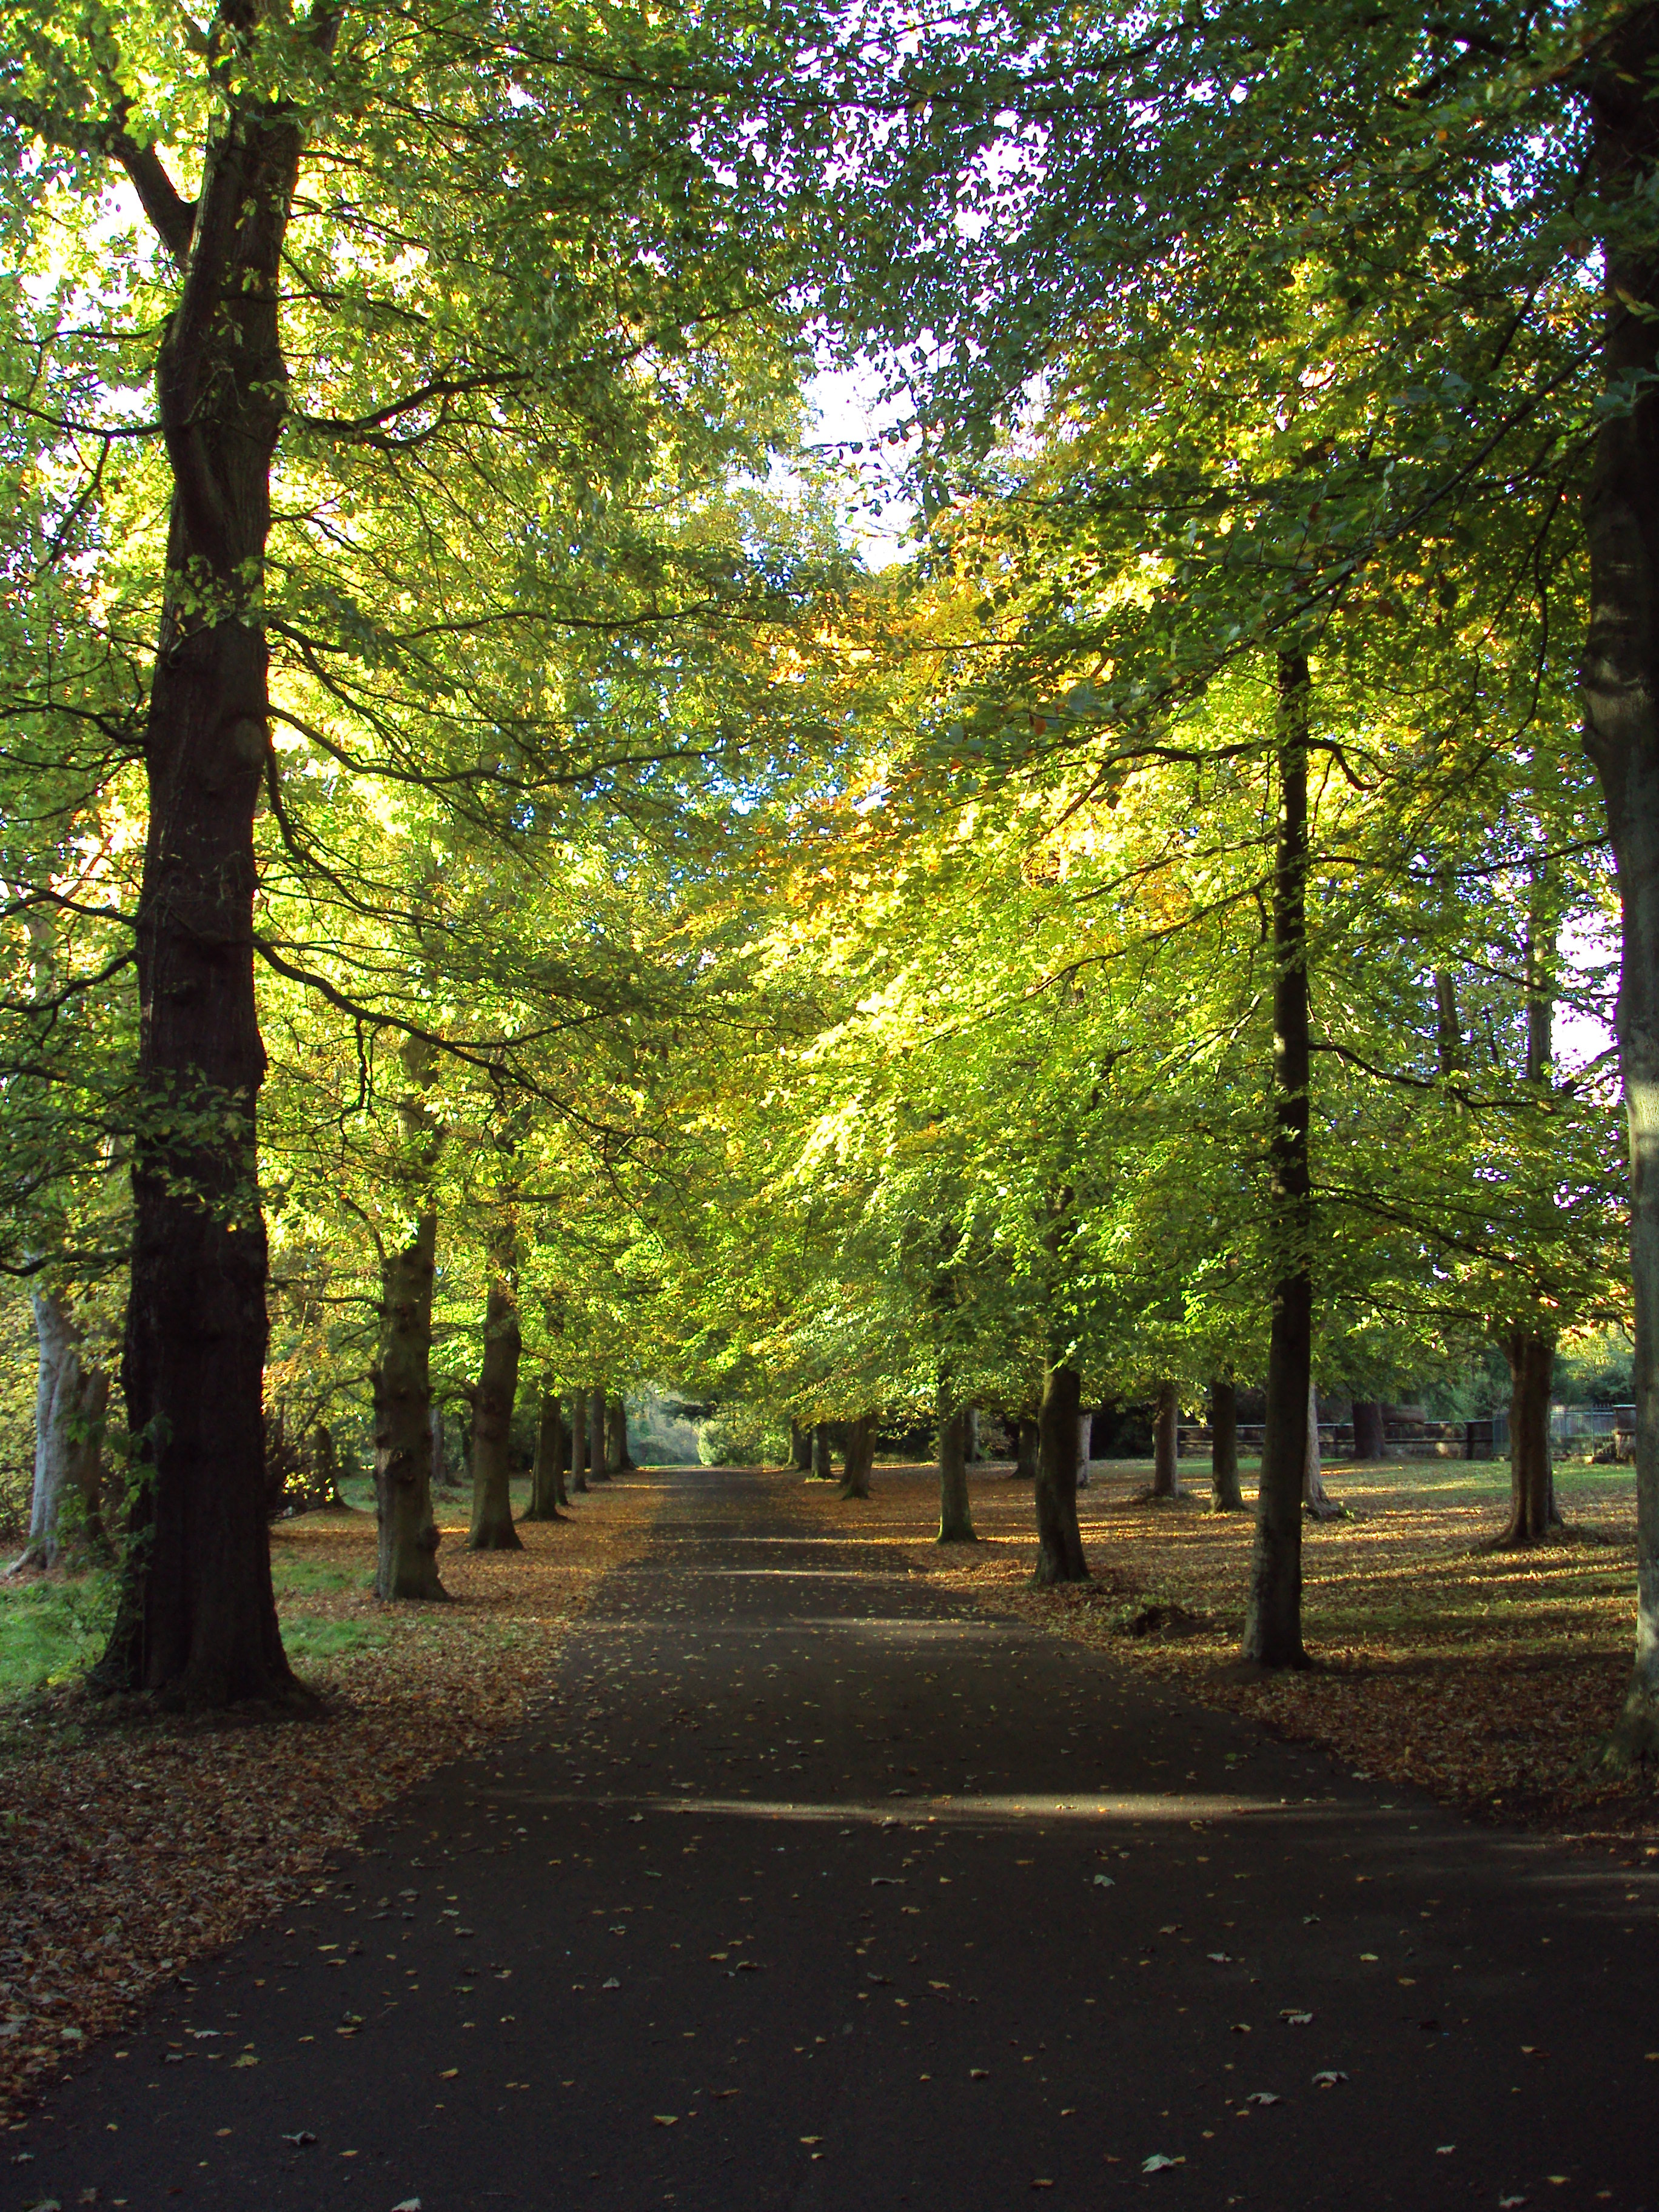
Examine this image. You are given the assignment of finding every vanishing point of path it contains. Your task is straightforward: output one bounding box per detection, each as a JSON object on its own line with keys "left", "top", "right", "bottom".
{"left": 16, "top": 1466, "right": 1658, "bottom": 2211}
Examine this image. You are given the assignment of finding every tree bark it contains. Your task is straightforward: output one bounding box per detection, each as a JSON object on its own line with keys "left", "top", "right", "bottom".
{"left": 95, "top": 63, "right": 323, "bottom": 1706}
{"left": 1210, "top": 1378, "right": 1244, "bottom": 1512}
{"left": 965, "top": 1407, "right": 982, "bottom": 1462}
{"left": 936, "top": 1387, "right": 977, "bottom": 1544}
{"left": 1242, "top": 649, "right": 1313, "bottom": 1668}
{"left": 1303, "top": 1378, "right": 1339, "bottom": 1518}
{"left": 1583, "top": 13, "right": 1659, "bottom": 1762}
{"left": 1351, "top": 1399, "right": 1387, "bottom": 1461}
{"left": 569, "top": 1387, "right": 589, "bottom": 1493}
{"left": 1031, "top": 1357, "right": 1088, "bottom": 1581}
{"left": 588, "top": 1385, "right": 611, "bottom": 1481}
{"left": 552, "top": 1398, "right": 572, "bottom": 1507}
{"left": 370, "top": 1214, "right": 447, "bottom": 1600}
{"left": 840, "top": 1412, "right": 876, "bottom": 1499}
{"left": 1487, "top": 1330, "right": 1560, "bottom": 1547}
{"left": 1151, "top": 1381, "right": 1182, "bottom": 1499}
{"left": 1014, "top": 1414, "right": 1040, "bottom": 1482}
{"left": 1074, "top": 1406, "right": 1092, "bottom": 1491}
{"left": 467, "top": 1244, "right": 524, "bottom": 1552}
{"left": 523, "top": 1381, "right": 568, "bottom": 1522}
{"left": 607, "top": 1395, "right": 634, "bottom": 1470}
{"left": 789, "top": 1419, "right": 813, "bottom": 1472}
{"left": 811, "top": 1422, "right": 834, "bottom": 1481}
{"left": 10, "top": 1291, "right": 108, "bottom": 1574}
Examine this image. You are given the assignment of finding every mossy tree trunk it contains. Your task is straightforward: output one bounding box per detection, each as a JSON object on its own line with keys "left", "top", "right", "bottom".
{"left": 1151, "top": 1382, "right": 1182, "bottom": 1499}
{"left": 840, "top": 1412, "right": 876, "bottom": 1498}
{"left": 1014, "top": 1415, "right": 1039, "bottom": 1482}
{"left": 1489, "top": 1330, "right": 1560, "bottom": 1546}
{"left": 1242, "top": 649, "right": 1313, "bottom": 1668}
{"left": 467, "top": 1239, "right": 524, "bottom": 1553}
{"left": 372, "top": 1214, "right": 446, "bottom": 1601}
{"left": 811, "top": 1422, "right": 834, "bottom": 1481}
{"left": 1210, "top": 1378, "right": 1244, "bottom": 1512}
{"left": 607, "top": 1395, "right": 634, "bottom": 1470}
{"left": 1351, "top": 1399, "right": 1387, "bottom": 1461}
{"left": 1031, "top": 1356, "right": 1087, "bottom": 1581}
{"left": 10, "top": 1290, "right": 109, "bottom": 1574}
{"left": 789, "top": 1419, "right": 812, "bottom": 1472}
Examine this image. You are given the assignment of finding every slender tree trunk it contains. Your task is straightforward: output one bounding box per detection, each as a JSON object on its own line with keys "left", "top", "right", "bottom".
{"left": 552, "top": 1398, "right": 571, "bottom": 1507}
{"left": 1014, "top": 1415, "right": 1040, "bottom": 1482}
{"left": 1486, "top": 1330, "right": 1560, "bottom": 1547}
{"left": 965, "top": 1407, "right": 982, "bottom": 1463}
{"left": 523, "top": 1381, "right": 568, "bottom": 1522}
{"left": 10, "top": 1291, "right": 108, "bottom": 1573}
{"left": 1242, "top": 649, "right": 1313, "bottom": 1668}
{"left": 936, "top": 1386, "right": 977, "bottom": 1544}
{"left": 1031, "top": 1357, "right": 1087, "bottom": 1581}
{"left": 569, "top": 1387, "right": 589, "bottom": 1493}
{"left": 811, "top": 1422, "right": 834, "bottom": 1481}
{"left": 607, "top": 1395, "right": 634, "bottom": 1470}
{"left": 467, "top": 1245, "right": 524, "bottom": 1553}
{"left": 1351, "top": 1399, "right": 1387, "bottom": 1461}
{"left": 1074, "top": 1407, "right": 1092, "bottom": 1491}
{"left": 588, "top": 1386, "right": 610, "bottom": 1481}
{"left": 371, "top": 1215, "right": 446, "bottom": 1600}
{"left": 840, "top": 1412, "right": 876, "bottom": 1499}
{"left": 1584, "top": 11, "right": 1659, "bottom": 1764}
{"left": 1210, "top": 1378, "right": 1244, "bottom": 1512}
{"left": 789, "top": 1419, "right": 812, "bottom": 1472}
{"left": 96, "top": 74, "right": 323, "bottom": 1706}
{"left": 1151, "top": 1382, "right": 1182, "bottom": 1499}
{"left": 1303, "top": 1378, "right": 1339, "bottom": 1517}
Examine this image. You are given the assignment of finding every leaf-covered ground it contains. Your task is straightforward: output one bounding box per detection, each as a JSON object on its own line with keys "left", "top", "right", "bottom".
{"left": 793, "top": 1456, "right": 1658, "bottom": 1855}
{"left": 0, "top": 1481, "right": 652, "bottom": 2124}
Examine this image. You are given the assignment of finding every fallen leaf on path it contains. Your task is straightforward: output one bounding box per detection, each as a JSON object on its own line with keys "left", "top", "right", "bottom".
{"left": 280, "top": 2131, "right": 317, "bottom": 2147}
{"left": 1245, "top": 2092, "right": 1280, "bottom": 2106}
{"left": 1312, "top": 2071, "right": 1349, "bottom": 2088}
{"left": 1281, "top": 2010, "right": 1313, "bottom": 2025}
{"left": 1142, "top": 2154, "right": 1182, "bottom": 2173}
{"left": 652, "top": 2115, "right": 677, "bottom": 2127}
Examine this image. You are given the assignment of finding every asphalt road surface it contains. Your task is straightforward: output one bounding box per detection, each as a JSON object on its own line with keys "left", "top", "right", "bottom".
{"left": 11, "top": 1466, "right": 1657, "bottom": 2211}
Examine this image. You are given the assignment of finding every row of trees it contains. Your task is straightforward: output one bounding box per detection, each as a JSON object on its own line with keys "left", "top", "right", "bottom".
{"left": 0, "top": 0, "right": 1653, "bottom": 1760}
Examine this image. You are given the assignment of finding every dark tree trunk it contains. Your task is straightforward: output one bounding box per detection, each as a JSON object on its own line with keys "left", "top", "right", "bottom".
{"left": 1210, "top": 1378, "right": 1243, "bottom": 1512}
{"left": 1014, "top": 1415, "right": 1040, "bottom": 1482}
{"left": 606, "top": 1395, "right": 634, "bottom": 1470}
{"left": 552, "top": 1399, "right": 571, "bottom": 1507}
{"left": 1151, "top": 1381, "right": 1182, "bottom": 1499}
{"left": 569, "top": 1387, "right": 589, "bottom": 1493}
{"left": 1242, "top": 650, "right": 1313, "bottom": 1669}
{"left": 1351, "top": 1399, "right": 1387, "bottom": 1462}
{"left": 467, "top": 1248, "right": 524, "bottom": 1553}
{"left": 588, "top": 1386, "right": 610, "bottom": 1481}
{"left": 1031, "top": 1357, "right": 1088, "bottom": 1581}
{"left": 936, "top": 1387, "right": 977, "bottom": 1544}
{"left": 1487, "top": 1330, "right": 1560, "bottom": 1547}
{"left": 523, "top": 1381, "right": 567, "bottom": 1522}
{"left": 1583, "top": 16, "right": 1659, "bottom": 1761}
{"left": 840, "top": 1412, "right": 876, "bottom": 1499}
{"left": 789, "top": 1419, "right": 813, "bottom": 1472}
{"left": 94, "top": 72, "right": 321, "bottom": 1706}
{"left": 370, "top": 1215, "right": 446, "bottom": 1600}
{"left": 811, "top": 1422, "right": 834, "bottom": 1481}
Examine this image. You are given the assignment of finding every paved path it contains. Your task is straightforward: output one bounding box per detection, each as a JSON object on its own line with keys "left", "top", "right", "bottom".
{"left": 14, "top": 1467, "right": 1658, "bottom": 2210}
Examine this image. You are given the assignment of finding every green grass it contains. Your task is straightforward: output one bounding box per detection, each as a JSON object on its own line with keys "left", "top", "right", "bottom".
{"left": 271, "top": 1554, "right": 366, "bottom": 1597}
{"left": 279, "top": 1614, "right": 390, "bottom": 1662}
{"left": 0, "top": 1572, "right": 114, "bottom": 1700}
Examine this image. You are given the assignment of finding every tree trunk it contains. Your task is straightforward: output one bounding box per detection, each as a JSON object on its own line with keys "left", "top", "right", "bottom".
{"left": 1074, "top": 1407, "right": 1092, "bottom": 1492}
{"left": 789, "top": 1419, "right": 813, "bottom": 1472}
{"left": 1487, "top": 1330, "right": 1560, "bottom": 1546}
{"left": 1351, "top": 1399, "right": 1387, "bottom": 1461}
{"left": 95, "top": 76, "right": 320, "bottom": 1706}
{"left": 10, "top": 1291, "right": 108, "bottom": 1574}
{"left": 370, "top": 1215, "right": 446, "bottom": 1600}
{"left": 523, "top": 1382, "right": 568, "bottom": 1522}
{"left": 1151, "top": 1381, "right": 1182, "bottom": 1498}
{"left": 965, "top": 1407, "right": 982, "bottom": 1462}
{"left": 1242, "top": 649, "right": 1313, "bottom": 1669}
{"left": 588, "top": 1386, "right": 610, "bottom": 1481}
{"left": 1014, "top": 1415, "right": 1039, "bottom": 1481}
{"left": 1303, "top": 1378, "right": 1339, "bottom": 1517}
{"left": 1584, "top": 10, "right": 1659, "bottom": 1765}
{"left": 569, "top": 1387, "right": 589, "bottom": 1493}
{"left": 936, "top": 1387, "right": 977, "bottom": 1544}
{"left": 1210, "top": 1378, "right": 1243, "bottom": 1512}
{"left": 811, "top": 1422, "right": 834, "bottom": 1481}
{"left": 1031, "top": 1357, "right": 1088, "bottom": 1581}
{"left": 552, "top": 1398, "right": 572, "bottom": 1507}
{"left": 467, "top": 1248, "right": 524, "bottom": 1552}
{"left": 607, "top": 1395, "right": 634, "bottom": 1470}
{"left": 840, "top": 1412, "right": 876, "bottom": 1499}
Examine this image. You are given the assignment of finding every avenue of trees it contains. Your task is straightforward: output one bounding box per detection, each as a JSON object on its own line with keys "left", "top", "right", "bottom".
{"left": 0, "top": 0, "right": 1654, "bottom": 1762}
